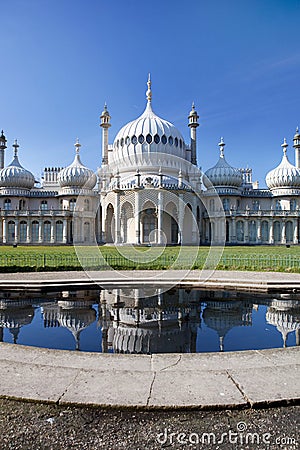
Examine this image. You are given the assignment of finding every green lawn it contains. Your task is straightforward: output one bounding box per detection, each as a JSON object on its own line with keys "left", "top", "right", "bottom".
{"left": 0, "top": 244, "right": 299, "bottom": 272}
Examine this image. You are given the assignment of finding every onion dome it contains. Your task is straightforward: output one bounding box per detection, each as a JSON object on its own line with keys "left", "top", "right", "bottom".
{"left": 112, "top": 75, "right": 186, "bottom": 165}
{"left": 266, "top": 139, "right": 300, "bottom": 190}
{"left": 0, "top": 140, "right": 35, "bottom": 190}
{"left": 59, "top": 139, "right": 97, "bottom": 189}
{"left": 203, "top": 138, "right": 242, "bottom": 189}
{"left": 294, "top": 126, "right": 300, "bottom": 141}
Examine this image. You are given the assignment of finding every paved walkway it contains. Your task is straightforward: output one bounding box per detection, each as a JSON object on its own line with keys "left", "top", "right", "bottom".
{"left": 0, "top": 343, "right": 299, "bottom": 409}
{"left": 1, "top": 269, "right": 300, "bottom": 292}
{"left": 0, "top": 269, "right": 299, "bottom": 410}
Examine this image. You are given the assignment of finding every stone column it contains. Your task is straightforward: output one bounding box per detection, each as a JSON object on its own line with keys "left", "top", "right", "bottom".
{"left": 269, "top": 220, "right": 274, "bottom": 244}
{"left": 115, "top": 193, "right": 121, "bottom": 244}
{"left": 281, "top": 221, "right": 286, "bottom": 244}
{"left": 244, "top": 219, "right": 249, "bottom": 243}
{"left": 192, "top": 197, "right": 198, "bottom": 244}
{"left": 14, "top": 219, "right": 19, "bottom": 244}
{"left": 178, "top": 194, "right": 184, "bottom": 244}
{"left": 2, "top": 219, "right": 7, "bottom": 244}
{"left": 26, "top": 221, "right": 31, "bottom": 243}
{"left": 63, "top": 219, "right": 68, "bottom": 244}
{"left": 231, "top": 218, "right": 236, "bottom": 244}
{"left": 257, "top": 219, "right": 261, "bottom": 244}
{"left": 293, "top": 219, "right": 298, "bottom": 244}
{"left": 50, "top": 220, "right": 55, "bottom": 244}
{"left": 135, "top": 190, "right": 141, "bottom": 245}
{"left": 101, "top": 199, "right": 106, "bottom": 243}
{"left": 157, "top": 190, "right": 163, "bottom": 244}
{"left": 38, "top": 221, "right": 43, "bottom": 243}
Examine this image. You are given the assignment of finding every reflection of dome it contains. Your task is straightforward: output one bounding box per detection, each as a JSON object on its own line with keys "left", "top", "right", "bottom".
{"left": 266, "top": 306, "right": 300, "bottom": 347}
{"left": 0, "top": 141, "right": 35, "bottom": 190}
{"left": 203, "top": 138, "right": 242, "bottom": 189}
{"left": 59, "top": 140, "right": 97, "bottom": 190}
{"left": 266, "top": 139, "right": 300, "bottom": 191}
{"left": 202, "top": 301, "right": 252, "bottom": 351}
{"left": 112, "top": 76, "right": 186, "bottom": 166}
{"left": 0, "top": 304, "right": 34, "bottom": 343}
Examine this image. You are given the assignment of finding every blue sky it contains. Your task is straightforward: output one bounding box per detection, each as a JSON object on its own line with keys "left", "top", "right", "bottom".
{"left": 1, "top": 0, "right": 299, "bottom": 186}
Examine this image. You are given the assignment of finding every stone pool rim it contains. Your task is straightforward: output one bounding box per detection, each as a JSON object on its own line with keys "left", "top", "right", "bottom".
{"left": 0, "top": 269, "right": 299, "bottom": 410}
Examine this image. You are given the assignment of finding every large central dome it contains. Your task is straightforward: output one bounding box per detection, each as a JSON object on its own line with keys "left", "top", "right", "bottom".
{"left": 111, "top": 76, "right": 186, "bottom": 167}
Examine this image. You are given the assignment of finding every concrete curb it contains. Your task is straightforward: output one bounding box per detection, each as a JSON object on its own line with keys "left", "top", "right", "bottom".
{"left": 0, "top": 343, "right": 299, "bottom": 410}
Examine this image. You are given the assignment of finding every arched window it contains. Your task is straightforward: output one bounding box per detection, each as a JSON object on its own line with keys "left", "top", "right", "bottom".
{"left": 274, "top": 221, "right": 281, "bottom": 242}
{"left": 84, "top": 222, "right": 90, "bottom": 242}
{"left": 8, "top": 221, "right": 15, "bottom": 242}
{"left": 41, "top": 200, "right": 48, "bottom": 211}
{"left": 249, "top": 220, "right": 257, "bottom": 242}
{"left": 275, "top": 200, "right": 282, "bottom": 211}
{"left": 56, "top": 220, "right": 63, "bottom": 242}
{"left": 19, "top": 199, "right": 26, "bottom": 210}
{"left": 69, "top": 199, "right": 76, "bottom": 211}
{"left": 222, "top": 198, "right": 230, "bottom": 211}
{"left": 237, "top": 221, "right": 244, "bottom": 242}
{"left": 43, "top": 221, "right": 51, "bottom": 242}
{"left": 261, "top": 221, "right": 269, "bottom": 242}
{"left": 32, "top": 221, "right": 39, "bottom": 242}
{"left": 290, "top": 199, "right": 297, "bottom": 211}
{"left": 4, "top": 199, "right": 11, "bottom": 211}
{"left": 143, "top": 209, "right": 156, "bottom": 243}
{"left": 285, "top": 221, "right": 293, "bottom": 242}
{"left": 19, "top": 221, "right": 27, "bottom": 242}
{"left": 252, "top": 200, "right": 259, "bottom": 211}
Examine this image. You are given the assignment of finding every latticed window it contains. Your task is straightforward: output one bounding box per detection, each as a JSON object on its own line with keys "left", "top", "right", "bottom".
{"left": 41, "top": 200, "right": 48, "bottom": 210}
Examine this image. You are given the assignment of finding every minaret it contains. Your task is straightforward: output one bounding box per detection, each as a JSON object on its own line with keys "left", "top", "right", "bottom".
{"left": 100, "top": 104, "right": 111, "bottom": 165}
{"left": 293, "top": 127, "right": 300, "bottom": 168}
{"left": 0, "top": 130, "right": 7, "bottom": 169}
{"left": 188, "top": 103, "right": 199, "bottom": 166}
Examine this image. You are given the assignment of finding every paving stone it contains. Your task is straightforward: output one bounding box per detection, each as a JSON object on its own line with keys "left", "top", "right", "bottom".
{"left": 227, "top": 364, "right": 300, "bottom": 406}
{"left": 60, "top": 369, "right": 153, "bottom": 407}
{"left": 0, "top": 359, "right": 77, "bottom": 403}
{"left": 148, "top": 370, "right": 247, "bottom": 408}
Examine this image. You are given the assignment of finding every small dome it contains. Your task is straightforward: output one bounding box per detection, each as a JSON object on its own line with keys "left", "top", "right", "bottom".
{"left": 59, "top": 140, "right": 97, "bottom": 189}
{"left": 0, "top": 140, "right": 35, "bottom": 190}
{"left": 203, "top": 138, "right": 242, "bottom": 189}
{"left": 266, "top": 139, "right": 300, "bottom": 190}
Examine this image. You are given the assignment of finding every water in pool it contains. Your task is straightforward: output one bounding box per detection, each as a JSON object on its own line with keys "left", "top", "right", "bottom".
{"left": 0, "top": 287, "right": 299, "bottom": 353}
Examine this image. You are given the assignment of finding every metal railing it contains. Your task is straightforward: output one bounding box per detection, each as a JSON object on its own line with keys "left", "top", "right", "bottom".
{"left": 0, "top": 253, "right": 299, "bottom": 272}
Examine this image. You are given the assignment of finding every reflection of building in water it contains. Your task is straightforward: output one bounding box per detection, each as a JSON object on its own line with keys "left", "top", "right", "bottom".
{"left": 0, "top": 299, "right": 34, "bottom": 343}
{"left": 266, "top": 299, "right": 300, "bottom": 347}
{"left": 98, "top": 288, "right": 200, "bottom": 354}
{"left": 42, "top": 295, "right": 96, "bottom": 350}
{"left": 202, "top": 297, "right": 253, "bottom": 351}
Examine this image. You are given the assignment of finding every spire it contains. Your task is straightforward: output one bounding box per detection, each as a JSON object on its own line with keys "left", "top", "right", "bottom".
{"left": 13, "top": 139, "right": 19, "bottom": 157}
{"left": 146, "top": 73, "right": 152, "bottom": 103}
{"left": 281, "top": 137, "right": 288, "bottom": 155}
{"left": 74, "top": 138, "right": 81, "bottom": 154}
{"left": 218, "top": 137, "right": 225, "bottom": 158}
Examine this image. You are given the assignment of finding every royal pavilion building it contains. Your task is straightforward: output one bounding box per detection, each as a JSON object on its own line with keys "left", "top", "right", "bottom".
{"left": 0, "top": 76, "right": 300, "bottom": 246}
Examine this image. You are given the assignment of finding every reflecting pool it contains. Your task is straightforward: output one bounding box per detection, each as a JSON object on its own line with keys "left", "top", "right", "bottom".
{"left": 0, "top": 287, "right": 299, "bottom": 353}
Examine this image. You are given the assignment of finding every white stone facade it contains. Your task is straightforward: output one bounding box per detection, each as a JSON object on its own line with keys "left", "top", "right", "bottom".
{"left": 0, "top": 78, "right": 300, "bottom": 246}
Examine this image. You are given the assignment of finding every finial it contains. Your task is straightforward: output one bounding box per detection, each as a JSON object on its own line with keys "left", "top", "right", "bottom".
{"left": 218, "top": 137, "right": 225, "bottom": 157}
{"left": 192, "top": 102, "right": 195, "bottom": 110}
{"left": 146, "top": 73, "right": 152, "bottom": 103}
{"left": 13, "top": 139, "right": 19, "bottom": 157}
{"left": 74, "top": 138, "right": 81, "bottom": 154}
{"left": 296, "top": 126, "right": 299, "bottom": 134}
{"left": 281, "top": 137, "right": 288, "bottom": 155}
